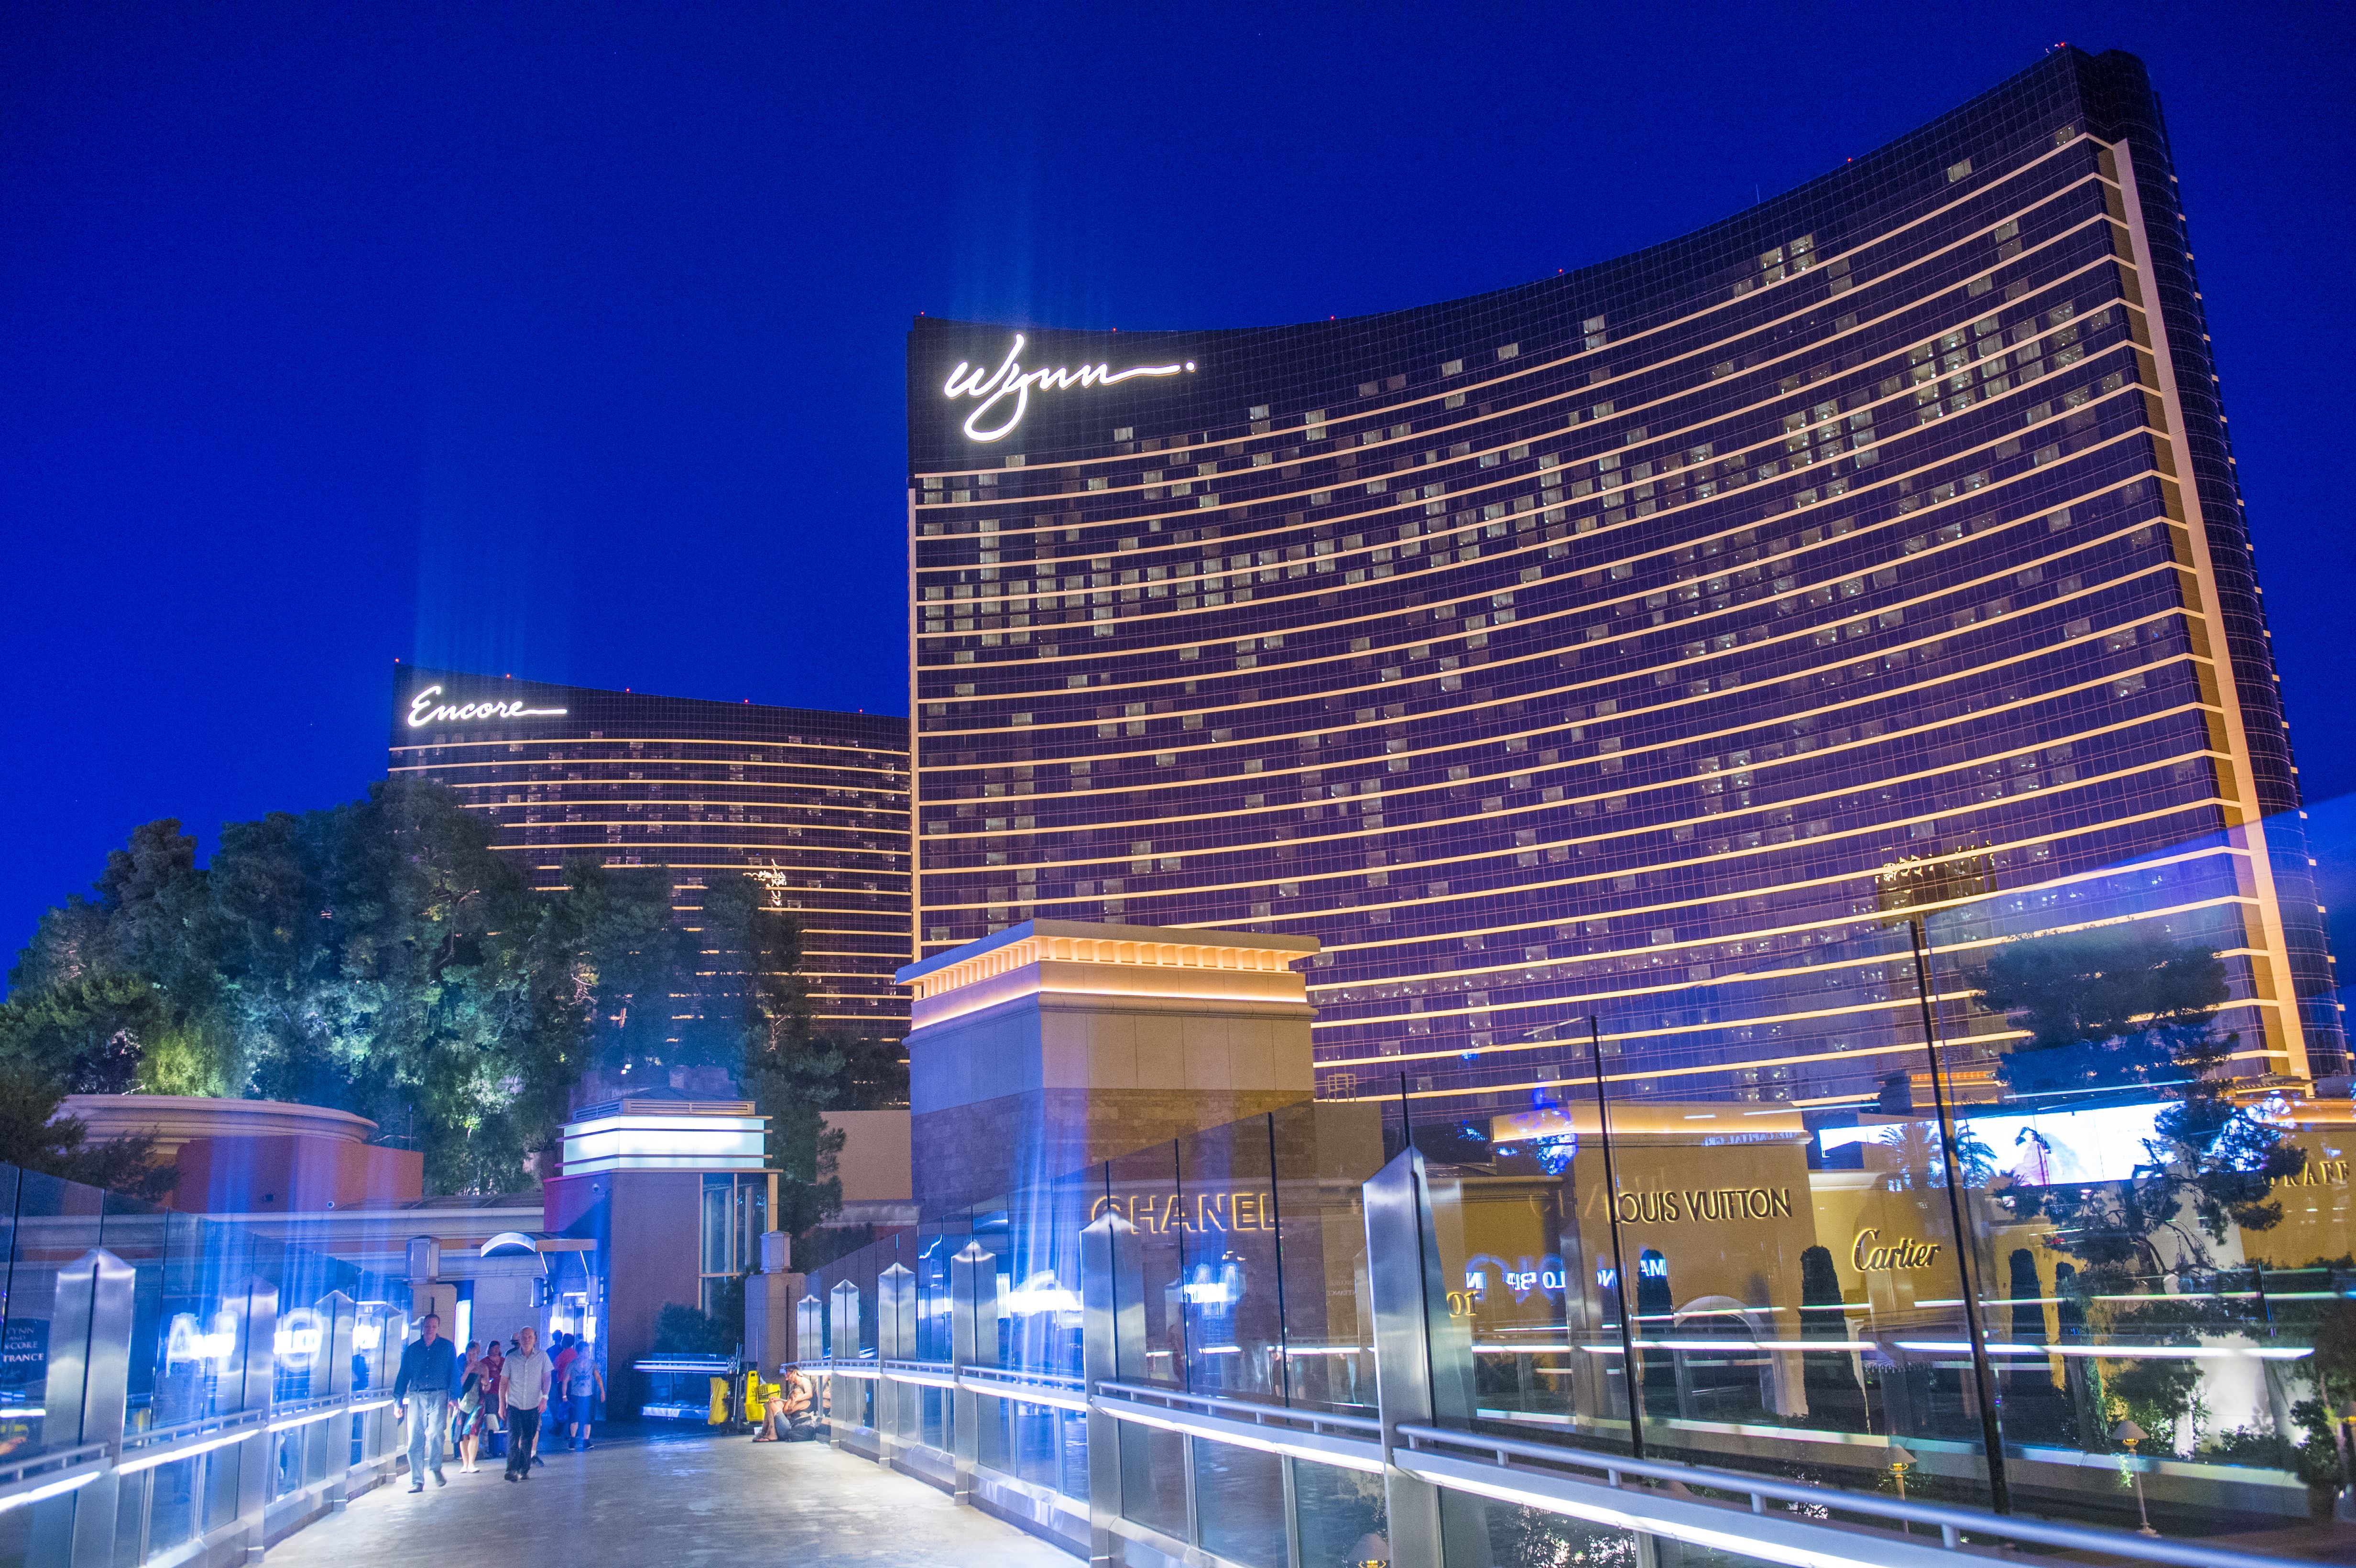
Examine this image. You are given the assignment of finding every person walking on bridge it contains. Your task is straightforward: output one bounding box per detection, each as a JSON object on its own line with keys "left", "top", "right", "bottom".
{"left": 500, "top": 1326, "right": 553, "bottom": 1481}
{"left": 392, "top": 1312, "right": 459, "bottom": 1493}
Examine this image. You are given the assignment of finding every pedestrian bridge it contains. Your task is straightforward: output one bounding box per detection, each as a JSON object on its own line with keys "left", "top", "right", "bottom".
{"left": 4, "top": 1098, "right": 2353, "bottom": 1568}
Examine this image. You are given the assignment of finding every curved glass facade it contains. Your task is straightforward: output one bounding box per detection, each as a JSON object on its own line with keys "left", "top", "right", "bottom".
{"left": 907, "top": 47, "right": 2340, "bottom": 1126}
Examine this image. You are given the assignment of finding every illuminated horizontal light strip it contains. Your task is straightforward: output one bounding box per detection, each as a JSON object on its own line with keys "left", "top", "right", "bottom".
{"left": 916, "top": 328, "right": 2145, "bottom": 667}
{"left": 951, "top": 737, "right": 2229, "bottom": 941}
{"left": 918, "top": 526, "right": 2189, "bottom": 890}
{"left": 929, "top": 735, "right": 2217, "bottom": 935}
{"left": 0, "top": 1464, "right": 102, "bottom": 1514}
{"left": 918, "top": 527, "right": 2183, "bottom": 843}
{"left": 918, "top": 369, "right": 2152, "bottom": 685}
{"left": 1549, "top": 1340, "right": 1876, "bottom": 1354}
{"left": 917, "top": 442, "right": 2172, "bottom": 783}
{"left": 394, "top": 751, "right": 904, "bottom": 769}
{"left": 921, "top": 498, "right": 2180, "bottom": 782}
{"left": 1298, "top": 840, "right": 2256, "bottom": 1009}
{"left": 1309, "top": 873, "right": 2259, "bottom": 1039}
{"left": 1394, "top": 1442, "right": 1934, "bottom": 1568}
{"left": 1317, "top": 904, "right": 2283, "bottom": 1057}
{"left": 1091, "top": 1393, "right": 1384, "bottom": 1474}
{"left": 117, "top": 1416, "right": 269, "bottom": 1474}
{"left": 1273, "top": 798, "right": 2254, "bottom": 977}
{"left": 266, "top": 1395, "right": 393, "bottom": 1433}
{"left": 1890, "top": 1340, "right": 2312, "bottom": 1360}
{"left": 919, "top": 285, "right": 2137, "bottom": 623}
{"left": 925, "top": 691, "right": 2216, "bottom": 906}
{"left": 914, "top": 141, "right": 2112, "bottom": 484}
{"left": 1335, "top": 1003, "right": 2281, "bottom": 1103}
{"left": 911, "top": 234, "right": 2133, "bottom": 612}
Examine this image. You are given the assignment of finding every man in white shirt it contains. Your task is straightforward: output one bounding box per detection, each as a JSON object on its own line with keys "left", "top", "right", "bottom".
{"left": 499, "top": 1326, "right": 554, "bottom": 1481}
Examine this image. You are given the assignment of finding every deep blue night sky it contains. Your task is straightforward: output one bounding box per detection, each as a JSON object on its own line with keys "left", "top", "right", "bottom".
{"left": 5, "top": 3, "right": 2352, "bottom": 969}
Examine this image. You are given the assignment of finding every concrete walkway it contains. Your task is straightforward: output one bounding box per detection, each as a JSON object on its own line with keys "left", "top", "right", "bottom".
{"left": 266, "top": 1429, "right": 1073, "bottom": 1568}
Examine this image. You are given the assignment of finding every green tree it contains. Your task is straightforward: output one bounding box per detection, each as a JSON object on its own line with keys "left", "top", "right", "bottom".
{"left": 1981, "top": 927, "right": 2305, "bottom": 1287}
{"left": 0, "top": 1063, "right": 174, "bottom": 1200}
{"left": 702, "top": 874, "right": 846, "bottom": 1248}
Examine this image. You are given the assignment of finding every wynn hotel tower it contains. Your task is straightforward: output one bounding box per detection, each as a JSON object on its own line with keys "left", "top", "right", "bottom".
{"left": 904, "top": 47, "right": 2341, "bottom": 1128}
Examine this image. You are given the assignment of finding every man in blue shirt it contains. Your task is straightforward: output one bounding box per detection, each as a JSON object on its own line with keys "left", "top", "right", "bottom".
{"left": 392, "top": 1312, "right": 460, "bottom": 1492}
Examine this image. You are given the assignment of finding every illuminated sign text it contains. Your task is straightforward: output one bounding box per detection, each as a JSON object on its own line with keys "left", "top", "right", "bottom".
{"left": 1089, "top": 1189, "right": 1273, "bottom": 1235}
{"left": 1851, "top": 1228, "right": 1943, "bottom": 1273}
{"left": 943, "top": 334, "right": 1193, "bottom": 443}
{"left": 406, "top": 685, "right": 568, "bottom": 729}
{"left": 1608, "top": 1186, "right": 1794, "bottom": 1224}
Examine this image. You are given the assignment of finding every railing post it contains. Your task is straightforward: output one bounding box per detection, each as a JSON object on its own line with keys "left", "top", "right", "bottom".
{"left": 1082, "top": 1214, "right": 1143, "bottom": 1568}
{"left": 877, "top": 1263, "right": 916, "bottom": 1464}
{"left": 949, "top": 1241, "right": 999, "bottom": 1504}
{"left": 222, "top": 1274, "right": 279, "bottom": 1565}
{"left": 316, "top": 1290, "right": 355, "bottom": 1509}
{"left": 796, "top": 1292, "right": 824, "bottom": 1372}
{"left": 1364, "top": 1147, "right": 1493, "bottom": 1568}
{"left": 828, "top": 1279, "right": 862, "bottom": 1451}
{"left": 29, "top": 1248, "right": 134, "bottom": 1568}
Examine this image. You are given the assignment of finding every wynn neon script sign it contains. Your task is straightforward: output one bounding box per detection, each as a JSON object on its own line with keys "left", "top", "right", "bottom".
{"left": 406, "top": 685, "right": 568, "bottom": 728}
{"left": 942, "top": 334, "right": 1193, "bottom": 442}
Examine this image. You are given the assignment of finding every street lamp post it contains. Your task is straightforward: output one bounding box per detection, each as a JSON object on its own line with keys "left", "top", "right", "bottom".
{"left": 2334, "top": 1400, "right": 2356, "bottom": 1523}
{"left": 2111, "top": 1419, "right": 2159, "bottom": 1537}
{"left": 1888, "top": 1443, "right": 1915, "bottom": 1534}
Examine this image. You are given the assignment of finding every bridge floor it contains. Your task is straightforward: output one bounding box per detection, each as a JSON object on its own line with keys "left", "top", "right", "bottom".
{"left": 266, "top": 1425, "right": 1073, "bottom": 1568}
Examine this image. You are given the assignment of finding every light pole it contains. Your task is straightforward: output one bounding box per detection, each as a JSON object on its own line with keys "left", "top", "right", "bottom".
{"left": 2111, "top": 1419, "right": 2159, "bottom": 1536}
{"left": 1888, "top": 1443, "right": 1915, "bottom": 1534}
{"left": 2335, "top": 1400, "right": 2356, "bottom": 1523}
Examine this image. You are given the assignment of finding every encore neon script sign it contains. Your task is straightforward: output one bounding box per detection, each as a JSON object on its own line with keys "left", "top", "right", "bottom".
{"left": 405, "top": 685, "right": 569, "bottom": 729}
{"left": 943, "top": 334, "right": 1193, "bottom": 443}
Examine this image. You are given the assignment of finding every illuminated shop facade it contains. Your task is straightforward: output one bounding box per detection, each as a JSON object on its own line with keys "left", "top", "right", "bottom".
{"left": 906, "top": 46, "right": 2341, "bottom": 1133}
{"left": 389, "top": 665, "right": 912, "bottom": 1044}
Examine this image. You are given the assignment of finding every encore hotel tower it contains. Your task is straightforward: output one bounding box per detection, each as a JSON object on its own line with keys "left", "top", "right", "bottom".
{"left": 906, "top": 49, "right": 2341, "bottom": 1126}
{"left": 389, "top": 666, "right": 912, "bottom": 1043}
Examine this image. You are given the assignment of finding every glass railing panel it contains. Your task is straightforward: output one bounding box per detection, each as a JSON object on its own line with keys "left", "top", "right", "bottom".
{"left": 1428, "top": 1107, "right": 1619, "bottom": 1453}
{"left": 1893, "top": 819, "right": 2355, "bottom": 1541}
{"left": 1103, "top": 1139, "right": 1189, "bottom": 1391}
{"left": 1170, "top": 1113, "right": 1283, "bottom": 1403}
{"left": 1193, "top": 1437, "right": 1287, "bottom": 1568}
{"left": 1269, "top": 1100, "right": 1384, "bottom": 1416}
{"left": 1116, "top": 1418, "right": 1187, "bottom": 1541}
{"left": 999, "top": 1160, "right": 1095, "bottom": 1383}
{"left": 4, "top": 1167, "right": 102, "bottom": 1457}
{"left": 1292, "top": 1455, "right": 1389, "bottom": 1568}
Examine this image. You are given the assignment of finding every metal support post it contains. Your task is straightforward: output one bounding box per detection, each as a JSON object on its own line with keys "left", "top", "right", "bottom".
{"left": 1588, "top": 1018, "right": 1644, "bottom": 1459}
{"left": 1081, "top": 1213, "right": 1143, "bottom": 1568}
{"left": 796, "top": 1293, "right": 824, "bottom": 1370}
{"left": 1908, "top": 917, "right": 2010, "bottom": 1515}
{"left": 828, "top": 1279, "right": 862, "bottom": 1448}
{"left": 950, "top": 1241, "right": 1000, "bottom": 1504}
{"left": 316, "top": 1291, "right": 355, "bottom": 1508}
{"left": 220, "top": 1274, "right": 279, "bottom": 1564}
{"left": 29, "top": 1248, "right": 134, "bottom": 1568}
{"left": 1363, "top": 1147, "right": 1492, "bottom": 1568}
{"left": 877, "top": 1263, "right": 915, "bottom": 1462}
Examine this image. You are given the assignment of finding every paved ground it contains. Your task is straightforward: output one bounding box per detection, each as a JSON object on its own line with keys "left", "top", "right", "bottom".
{"left": 266, "top": 1426, "right": 1073, "bottom": 1568}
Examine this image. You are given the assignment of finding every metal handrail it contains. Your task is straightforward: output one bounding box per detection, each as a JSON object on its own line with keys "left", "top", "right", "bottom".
{"left": 875, "top": 1358, "right": 960, "bottom": 1388}
{"left": 0, "top": 1440, "right": 109, "bottom": 1513}
{"left": 1396, "top": 1421, "right": 2302, "bottom": 1568}
{"left": 955, "top": 1363, "right": 1082, "bottom": 1391}
{"left": 1097, "top": 1379, "right": 1382, "bottom": 1439}
{"left": 118, "top": 1409, "right": 268, "bottom": 1474}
